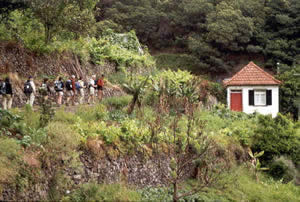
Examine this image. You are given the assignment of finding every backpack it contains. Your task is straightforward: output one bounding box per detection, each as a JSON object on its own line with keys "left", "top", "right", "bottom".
{"left": 0, "top": 82, "right": 6, "bottom": 95}
{"left": 66, "top": 80, "right": 72, "bottom": 91}
{"left": 97, "top": 79, "right": 104, "bottom": 87}
{"left": 54, "top": 81, "right": 63, "bottom": 92}
{"left": 40, "top": 83, "right": 47, "bottom": 90}
{"left": 75, "top": 82, "right": 81, "bottom": 90}
{"left": 24, "top": 81, "right": 33, "bottom": 94}
{"left": 39, "top": 83, "right": 48, "bottom": 95}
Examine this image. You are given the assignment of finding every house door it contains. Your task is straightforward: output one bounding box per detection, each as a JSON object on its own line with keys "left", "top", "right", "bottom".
{"left": 230, "top": 91, "right": 242, "bottom": 112}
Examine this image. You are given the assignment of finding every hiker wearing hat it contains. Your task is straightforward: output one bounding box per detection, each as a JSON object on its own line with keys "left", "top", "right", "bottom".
{"left": 24, "top": 76, "right": 36, "bottom": 107}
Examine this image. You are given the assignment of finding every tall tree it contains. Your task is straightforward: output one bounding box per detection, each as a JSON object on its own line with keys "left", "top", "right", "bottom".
{"left": 29, "top": 0, "right": 70, "bottom": 44}
{"left": 0, "top": 0, "right": 27, "bottom": 22}
{"left": 28, "top": 0, "right": 97, "bottom": 43}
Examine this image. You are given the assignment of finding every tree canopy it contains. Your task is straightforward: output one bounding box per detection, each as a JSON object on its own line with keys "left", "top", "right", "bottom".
{"left": 97, "top": 0, "right": 299, "bottom": 73}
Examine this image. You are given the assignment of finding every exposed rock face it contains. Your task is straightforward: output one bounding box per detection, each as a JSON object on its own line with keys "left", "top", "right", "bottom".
{"left": 78, "top": 153, "right": 171, "bottom": 187}
{"left": 0, "top": 42, "right": 116, "bottom": 78}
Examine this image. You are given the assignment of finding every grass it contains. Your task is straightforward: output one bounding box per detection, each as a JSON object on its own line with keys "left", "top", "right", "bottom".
{"left": 62, "top": 183, "right": 141, "bottom": 202}
{"left": 218, "top": 167, "right": 300, "bottom": 202}
{"left": 137, "top": 166, "right": 300, "bottom": 202}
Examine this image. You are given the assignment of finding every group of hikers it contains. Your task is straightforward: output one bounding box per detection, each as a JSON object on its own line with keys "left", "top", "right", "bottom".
{"left": 0, "top": 74, "right": 105, "bottom": 110}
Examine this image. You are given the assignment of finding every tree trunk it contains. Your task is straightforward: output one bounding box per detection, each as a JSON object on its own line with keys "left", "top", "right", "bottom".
{"left": 45, "top": 24, "right": 51, "bottom": 44}
{"left": 128, "top": 95, "right": 137, "bottom": 115}
{"left": 173, "top": 182, "right": 178, "bottom": 202}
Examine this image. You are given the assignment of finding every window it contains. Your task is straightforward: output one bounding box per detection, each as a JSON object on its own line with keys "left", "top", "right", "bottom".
{"left": 254, "top": 90, "right": 266, "bottom": 105}
{"left": 249, "top": 90, "right": 272, "bottom": 106}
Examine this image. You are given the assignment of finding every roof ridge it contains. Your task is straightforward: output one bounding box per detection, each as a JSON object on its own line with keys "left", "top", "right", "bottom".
{"left": 224, "top": 61, "right": 281, "bottom": 86}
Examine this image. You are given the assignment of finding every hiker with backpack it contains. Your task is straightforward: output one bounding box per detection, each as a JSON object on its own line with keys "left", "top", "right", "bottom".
{"left": 24, "top": 76, "right": 36, "bottom": 107}
{"left": 76, "top": 76, "right": 86, "bottom": 104}
{"left": 2, "top": 77, "right": 13, "bottom": 110}
{"left": 97, "top": 74, "right": 105, "bottom": 101}
{"left": 39, "top": 78, "right": 51, "bottom": 101}
{"left": 87, "top": 75, "right": 97, "bottom": 104}
{"left": 66, "top": 75, "right": 76, "bottom": 106}
{"left": 54, "top": 77, "right": 64, "bottom": 106}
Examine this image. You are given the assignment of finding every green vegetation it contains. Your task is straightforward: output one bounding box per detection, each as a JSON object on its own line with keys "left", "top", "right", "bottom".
{"left": 89, "top": 31, "right": 155, "bottom": 69}
{"left": 0, "top": 70, "right": 299, "bottom": 200}
{"left": 154, "top": 53, "right": 200, "bottom": 72}
{"left": 0, "top": 0, "right": 300, "bottom": 201}
{"left": 0, "top": 4, "right": 154, "bottom": 70}
{"left": 137, "top": 167, "right": 300, "bottom": 201}
{"left": 276, "top": 65, "right": 300, "bottom": 119}
{"left": 63, "top": 183, "right": 141, "bottom": 202}
{"left": 99, "top": 0, "right": 299, "bottom": 73}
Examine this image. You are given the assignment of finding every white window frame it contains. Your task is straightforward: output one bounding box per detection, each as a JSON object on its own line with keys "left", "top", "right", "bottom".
{"left": 254, "top": 90, "right": 266, "bottom": 106}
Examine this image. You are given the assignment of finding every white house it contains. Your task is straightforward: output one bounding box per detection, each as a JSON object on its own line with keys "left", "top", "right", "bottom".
{"left": 223, "top": 62, "right": 281, "bottom": 117}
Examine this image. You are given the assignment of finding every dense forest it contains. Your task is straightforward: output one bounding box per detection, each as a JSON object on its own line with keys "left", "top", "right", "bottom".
{"left": 1, "top": 0, "right": 300, "bottom": 71}
{"left": 0, "top": 0, "right": 299, "bottom": 201}
{"left": 98, "top": 0, "right": 299, "bottom": 71}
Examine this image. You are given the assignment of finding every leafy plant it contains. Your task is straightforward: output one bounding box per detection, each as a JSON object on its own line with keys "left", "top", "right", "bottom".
{"left": 88, "top": 32, "right": 155, "bottom": 69}
{"left": 123, "top": 76, "right": 150, "bottom": 114}
{"left": 248, "top": 150, "right": 269, "bottom": 182}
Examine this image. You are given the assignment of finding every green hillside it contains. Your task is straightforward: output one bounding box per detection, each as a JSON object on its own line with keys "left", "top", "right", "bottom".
{"left": 0, "top": 0, "right": 299, "bottom": 201}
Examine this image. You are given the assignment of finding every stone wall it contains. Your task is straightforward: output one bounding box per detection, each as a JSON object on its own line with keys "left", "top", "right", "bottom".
{"left": 0, "top": 153, "right": 174, "bottom": 201}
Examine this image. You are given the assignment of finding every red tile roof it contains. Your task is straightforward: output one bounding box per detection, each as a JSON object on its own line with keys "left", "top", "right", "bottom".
{"left": 224, "top": 62, "right": 281, "bottom": 86}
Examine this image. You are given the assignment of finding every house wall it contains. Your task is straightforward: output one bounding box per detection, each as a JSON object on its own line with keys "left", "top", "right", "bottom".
{"left": 227, "top": 86, "right": 279, "bottom": 117}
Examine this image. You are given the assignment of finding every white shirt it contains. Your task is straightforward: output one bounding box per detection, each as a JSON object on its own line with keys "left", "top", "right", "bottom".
{"left": 89, "top": 79, "right": 95, "bottom": 88}
{"left": 30, "top": 80, "right": 36, "bottom": 93}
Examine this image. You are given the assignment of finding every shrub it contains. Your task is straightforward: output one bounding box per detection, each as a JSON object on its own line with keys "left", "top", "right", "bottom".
{"left": 102, "top": 95, "right": 132, "bottom": 110}
{"left": 252, "top": 114, "right": 300, "bottom": 165}
{"left": 53, "top": 108, "right": 78, "bottom": 124}
{"left": 39, "top": 99, "right": 55, "bottom": 128}
{"left": 89, "top": 32, "right": 155, "bottom": 69}
{"left": 0, "top": 137, "right": 22, "bottom": 191}
{"left": 21, "top": 105, "right": 41, "bottom": 130}
{"left": 268, "top": 157, "right": 297, "bottom": 183}
{"left": 18, "top": 128, "right": 48, "bottom": 148}
{"left": 108, "top": 109, "right": 128, "bottom": 122}
{"left": 107, "top": 69, "right": 128, "bottom": 85}
{"left": 138, "top": 187, "right": 172, "bottom": 202}
{"left": 43, "top": 122, "right": 81, "bottom": 166}
{"left": 75, "top": 104, "right": 108, "bottom": 122}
